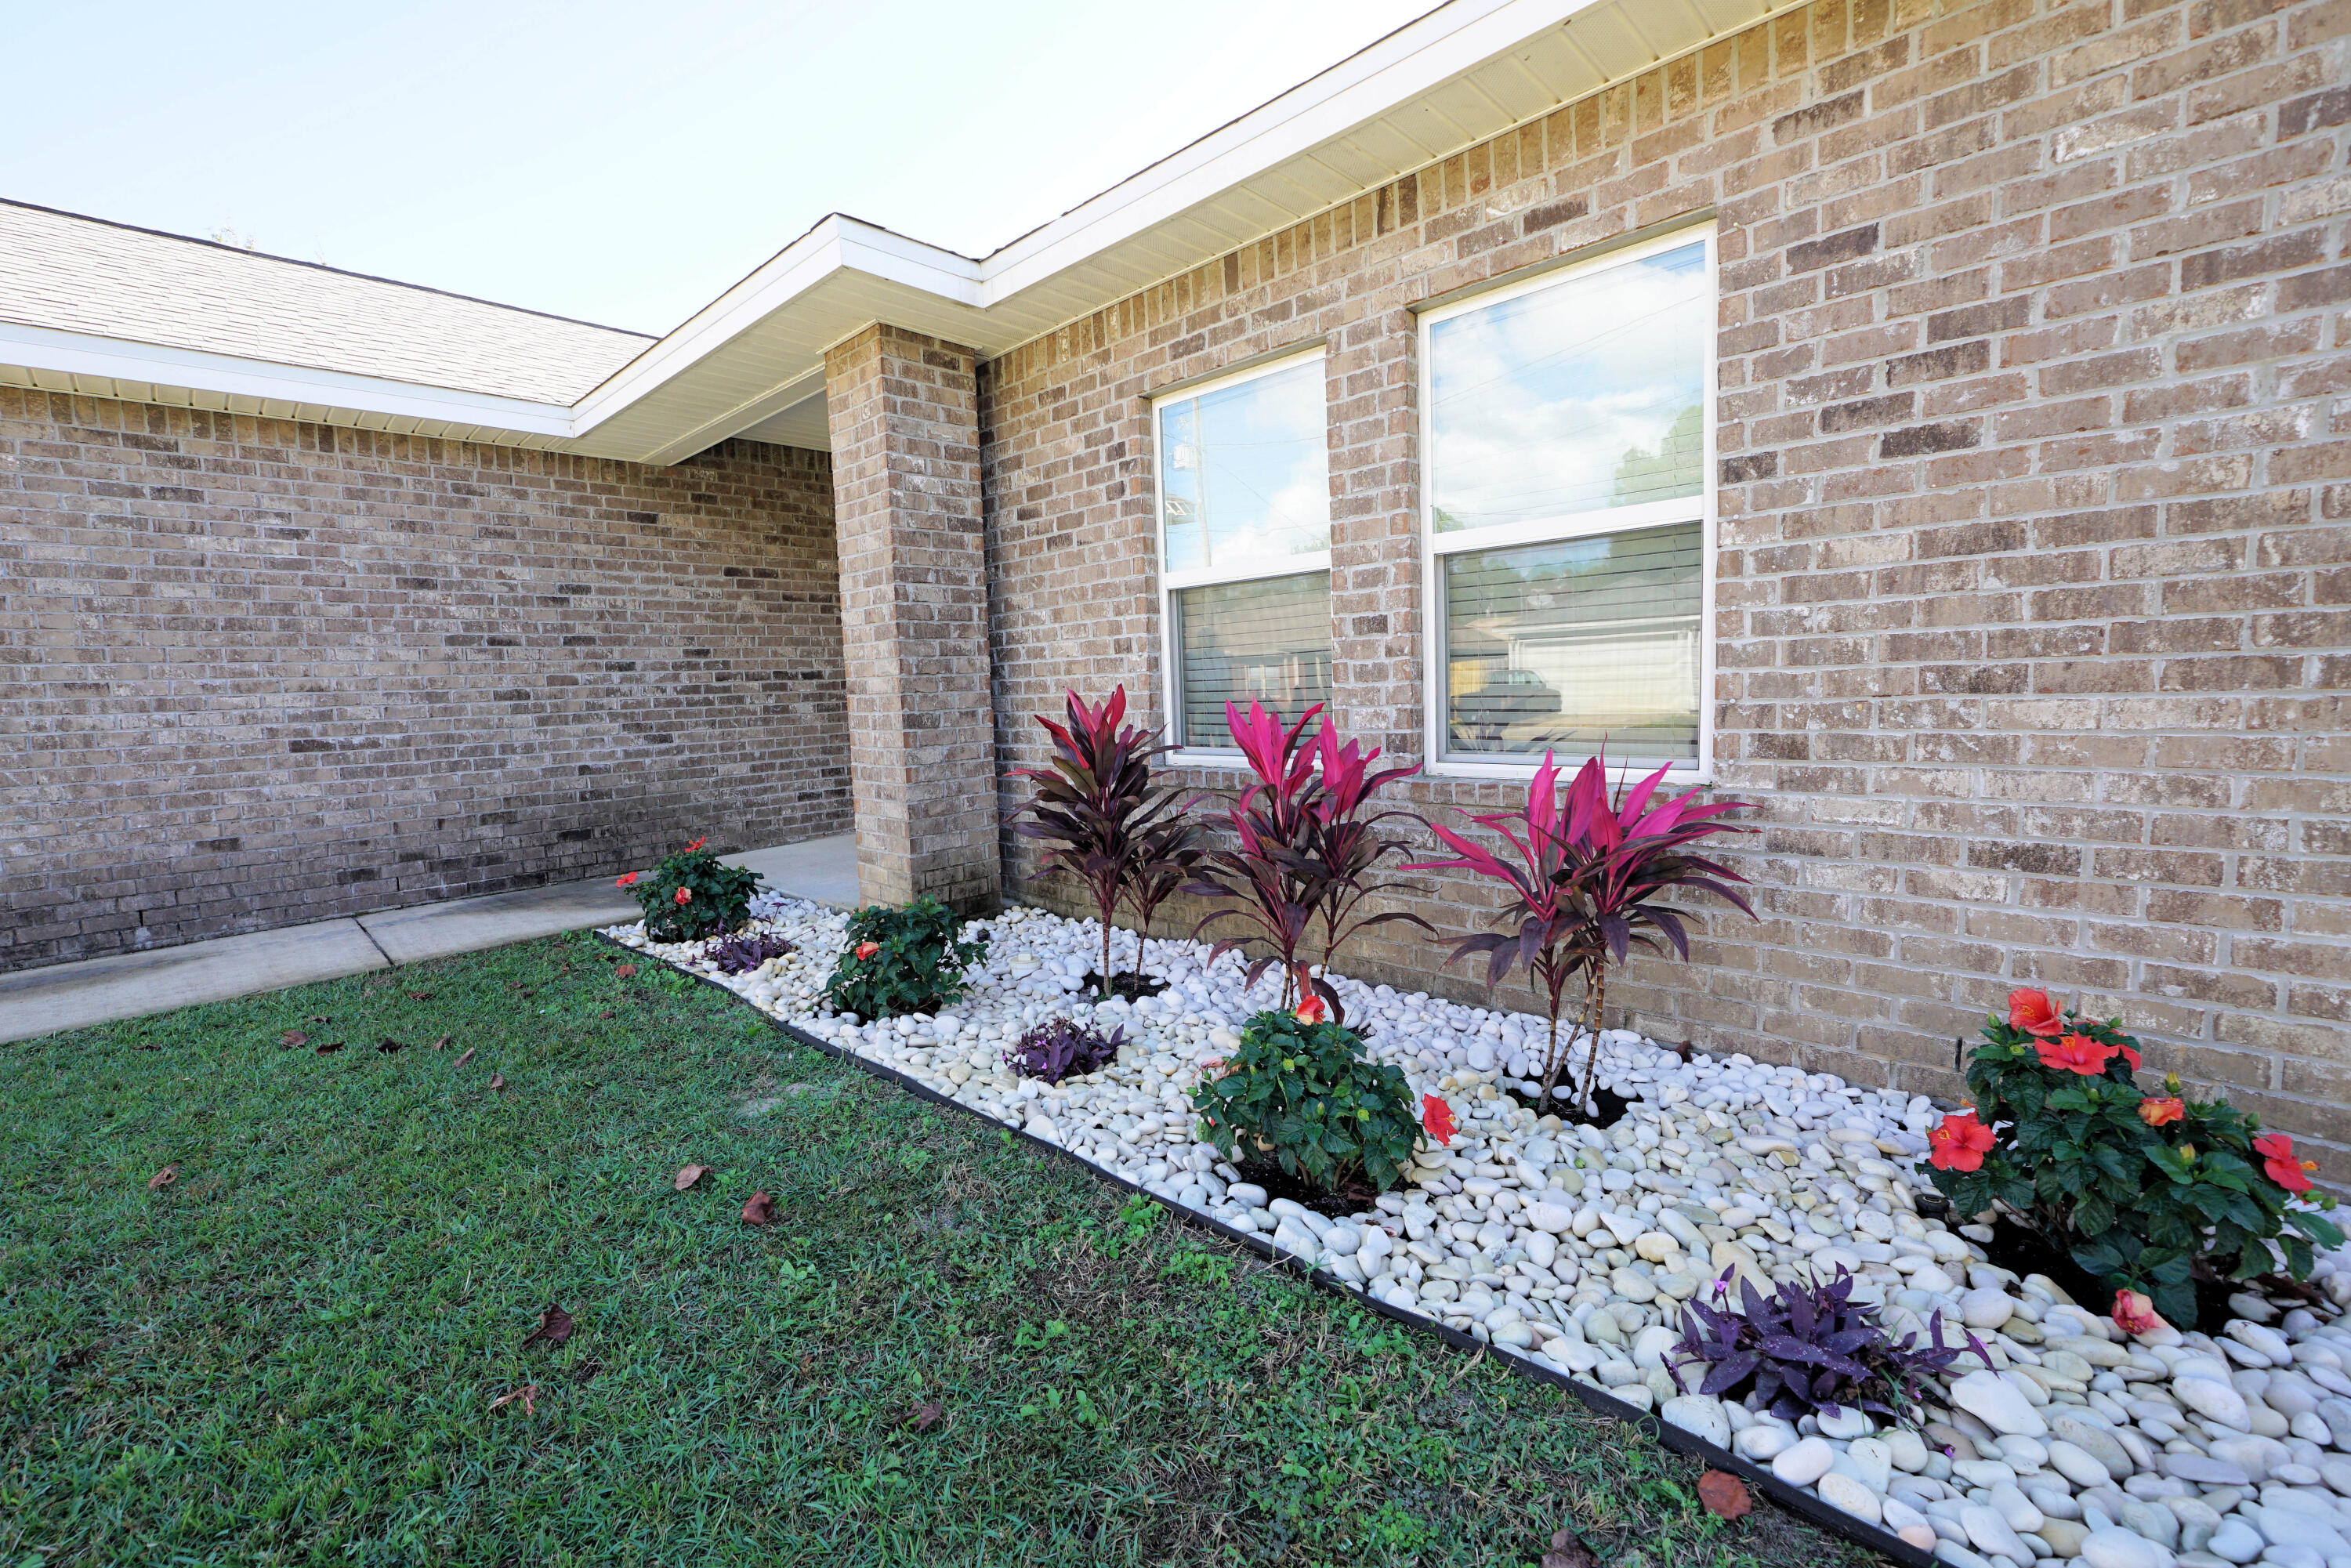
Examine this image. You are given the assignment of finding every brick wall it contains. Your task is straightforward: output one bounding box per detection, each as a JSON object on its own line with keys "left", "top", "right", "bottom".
{"left": 1, "top": 390, "right": 848, "bottom": 971}
{"left": 980, "top": 0, "right": 2351, "bottom": 1162}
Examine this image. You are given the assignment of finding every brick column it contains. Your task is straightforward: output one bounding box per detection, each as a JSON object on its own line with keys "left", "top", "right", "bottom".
{"left": 822, "top": 324, "right": 1000, "bottom": 913}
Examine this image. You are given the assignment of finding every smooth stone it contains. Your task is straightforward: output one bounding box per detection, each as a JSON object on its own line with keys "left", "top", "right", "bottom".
{"left": 1844, "top": 1437, "right": 1894, "bottom": 1494}
{"left": 1962, "top": 1288, "right": 2016, "bottom": 1330}
{"left": 2175, "top": 1374, "right": 2251, "bottom": 1431}
{"left": 1817, "top": 1406, "right": 1873, "bottom": 1439}
{"left": 1959, "top": 1502, "right": 2033, "bottom": 1563}
{"left": 1661, "top": 1394, "right": 1730, "bottom": 1447}
{"left": 1735, "top": 1423, "right": 1793, "bottom": 1461}
{"left": 2078, "top": 1526, "right": 2165, "bottom": 1568}
{"left": 2049, "top": 1438, "right": 2117, "bottom": 1488}
{"left": 2117, "top": 1496, "right": 2178, "bottom": 1550}
{"left": 1816, "top": 1471, "right": 1880, "bottom": 1523}
{"left": 2204, "top": 1519, "right": 2261, "bottom": 1564}
{"left": 1223, "top": 1182, "right": 1268, "bottom": 1208}
{"left": 2051, "top": 1416, "right": 2136, "bottom": 1483}
{"left": 2039, "top": 1516, "right": 2092, "bottom": 1556}
{"left": 1951, "top": 1369, "right": 2050, "bottom": 1436}
{"left": 1887, "top": 1427, "right": 1931, "bottom": 1472}
{"left": 1988, "top": 1479, "right": 2044, "bottom": 1534}
{"left": 1527, "top": 1202, "right": 1575, "bottom": 1234}
{"left": 2161, "top": 1453, "right": 2251, "bottom": 1487}
{"left": 1771, "top": 1436, "right": 1835, "bottom": 1487}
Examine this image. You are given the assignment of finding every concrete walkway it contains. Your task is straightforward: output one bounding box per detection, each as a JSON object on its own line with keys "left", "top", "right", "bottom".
{"left": 0, "top": 834, "right": 858, "bottom": 1044}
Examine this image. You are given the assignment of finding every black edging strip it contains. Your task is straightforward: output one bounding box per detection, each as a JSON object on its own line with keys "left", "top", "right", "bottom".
{"left": 608, "top": 931, "right": 1932, "bottom": 1567}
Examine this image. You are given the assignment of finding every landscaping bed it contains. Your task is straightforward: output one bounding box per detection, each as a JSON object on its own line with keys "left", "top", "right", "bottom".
{"left": 618, "top": 893, "right": 2351, "bottom": 1568}
{"left": 0, "top": 933, "right": 1852, "bottom": 1567}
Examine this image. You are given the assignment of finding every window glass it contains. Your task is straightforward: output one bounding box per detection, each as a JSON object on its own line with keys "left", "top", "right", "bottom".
{"left": 1429, "top": 240, "right": 1708, "bottom": 534}
{"left": 1172, "top": 571, "right": 1332, "bottom": 748}
{"left": 1159, "top": 357, "right": 1330, "bottom": 576}
{"left": 1444, "top": 522, "right": 1701, "bottom": 760}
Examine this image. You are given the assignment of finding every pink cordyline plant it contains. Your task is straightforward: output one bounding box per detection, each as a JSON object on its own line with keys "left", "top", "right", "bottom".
{"left": 1408, "top": 750, "right": 1753, "bottom": 1118}
{"left": 1185, "top": 701, "right": 1431, "bottom": 1016}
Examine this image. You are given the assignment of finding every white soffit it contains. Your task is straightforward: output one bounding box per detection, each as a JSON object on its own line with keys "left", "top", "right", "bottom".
{"left": 0, "top": 0, "right": 1801, "bottom": 465}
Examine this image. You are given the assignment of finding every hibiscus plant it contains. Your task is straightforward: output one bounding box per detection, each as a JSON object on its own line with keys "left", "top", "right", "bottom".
{"left": 618, "top": 836, "right": 763, "bottom": 943}
{"left": 1408, "top": 749, "right": 1751, "bottom": 1120}
{"left": 1926, "top": 988, "right": 2341, "bottom": 1327}
{"left": 1184, "top": 701, "right": 1431, "bottom": 1018}
{"left": 1004, "top": 686, "right": 1195, "bottom": 998}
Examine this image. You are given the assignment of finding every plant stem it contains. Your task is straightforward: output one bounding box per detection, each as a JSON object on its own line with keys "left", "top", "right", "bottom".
{"left": 1574, "top": 966, "right": 1610, "bottom": 1119}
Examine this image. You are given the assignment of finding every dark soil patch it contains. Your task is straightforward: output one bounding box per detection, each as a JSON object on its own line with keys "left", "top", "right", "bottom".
{"left": 1233, "top": 1156, "right": 1386, "bottom": 1222}
{"left": 1520, "top": 1081, "right": 1631, "bottom": 1131}
{"left": 1081, "top": 970, "right": 1168, "bottom": 1002}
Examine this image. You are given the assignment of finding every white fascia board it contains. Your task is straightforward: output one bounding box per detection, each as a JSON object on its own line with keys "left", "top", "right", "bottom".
{"left": 565, "top": 215, "right": 983, "bottom": 441}
{"left": 0, "top": 319, "right": 578, "bottom": 439}
{"left": 972, "top": 0, "right": 1607, "bottom": 306}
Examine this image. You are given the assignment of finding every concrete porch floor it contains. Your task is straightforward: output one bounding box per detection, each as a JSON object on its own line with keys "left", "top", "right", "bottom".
{"left": 0, "top": 833, "right": 859, "bottom": 1045}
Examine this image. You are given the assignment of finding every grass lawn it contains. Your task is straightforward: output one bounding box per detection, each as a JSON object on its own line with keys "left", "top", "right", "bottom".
{"left": 0, "top": 930, "right": 1871, "bottom": 1567}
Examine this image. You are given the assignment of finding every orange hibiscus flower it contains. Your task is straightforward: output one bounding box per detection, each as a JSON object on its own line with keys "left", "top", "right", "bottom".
{"left": 2036, "top": 1032, "right": 2113, "bottom": 1075}
{"left": 2255, "top": 1132, "right": 2318, "bottom": 1195}
{"left": 2138, "top": 1097, "right": 2184, "bottom": 1127}
{"left": 2008, "top": 988, "right": 2066, "bottom": 1037}
{"left": 1929, "top": 1109, "right": 1997, "bottom": 1172}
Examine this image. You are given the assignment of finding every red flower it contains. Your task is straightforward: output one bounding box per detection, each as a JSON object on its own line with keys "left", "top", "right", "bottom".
{"left": 2116, "top": 1041, "right": 2143, "bottom": 1072}
{"left": 2256, "top": 1132, "right": 2318, "bottom": 1195}
{"left": 2036, "top": 1032, "right": 2113, "bottom": 1076}
{"left": 2139, "top": 1096, "right": 2184, "bottom": 1127}
{"left": 1293, "top": 995, "right": 1328, "bottom": 1025}
{"left": 2112, "top": 1289, "right": 2165, "bottom": 1338}
{"left": 854, "top": 940, "right": 879, "bottom": 960}
{"left": 615, "top": 872, "right": 639, "bottom": 888}
{"left": 674, "top": 887, "right": 693, "bottom": 905}
{"left": 1421, "top": 1093, "right": 1456, "bottom": 1147}
{"left": 2008, "top": 988, "right": 2066, "bottom": 1037}
{"left": 685, "top": 837, "right": 708, "bottom": 853}
{"left": 1929, "top": 1109, "right": 1997, "bottom": 1172}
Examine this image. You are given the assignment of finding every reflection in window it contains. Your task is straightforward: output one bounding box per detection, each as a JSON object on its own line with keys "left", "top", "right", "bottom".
{"left": 1429, "top": 240, "right": 1708, "bottom": 534}
{"left": 1444, "top": 523, "right": 1701, "bottom": 761}
{"left": 1159, "top": 357, "right": 1330, "bottom": 575}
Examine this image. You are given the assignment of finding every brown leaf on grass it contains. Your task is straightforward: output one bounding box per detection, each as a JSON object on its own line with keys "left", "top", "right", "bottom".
{"left": 315, "top": 1041, "right": 344, "bottom": 1054}
{"left": 279, "top": 1029, "right": 308, "bottom": 1048}
{"left": 147, "top": 1164, "right": 178, "bottom": 1190}
{"left": 741, "top": 1190, "right": 776, "bottom": 1225}
{"left": 599, "top": 1009, "right": 617, "bottom": 1019}
{"left": 521, "top": 1304, "right": 574, "bottom": 1348}
{"left": 429, "top": 1034, "right": 451, "bottom": 1050}
{"left": 674, "top": 1164, "right": 710, "bottom": 1191}
{"left": 1697, "top": 1469, "right": 1751, "bottom": 1523}
{"left": 904, "top": 1400, "right": 947, "bottom": 1433}
{"left": 488, "top": 1383, "right": 538, "bottom": 1415}
{"left": 453, "top": 1047, "right": 476, "bottom": 1070}
{"left": 613, "top": 964, "right": 637, "bottom": 979}
{"left": 488, "top": 1072, "right": 506, "bottom": 1092}
{"left": 308, "top": 1013, "right": 330, "bottom": 1023}
{"left": 377, "top": 1038, "right": 404, "bottom": 1053}
{"left": 1542, "top": 1530, "right": 1601, "bottom": 1568}
{"left": 406, "top": 990, "right": 434, "bottom": 1000}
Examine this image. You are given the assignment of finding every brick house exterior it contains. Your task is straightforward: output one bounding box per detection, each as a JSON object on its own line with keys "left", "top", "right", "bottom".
{"left": 3, "top": 0, "right": 2348, "bottom": 1157}
{"left": 1, "top": 397, "right": 846, "bottom": 969}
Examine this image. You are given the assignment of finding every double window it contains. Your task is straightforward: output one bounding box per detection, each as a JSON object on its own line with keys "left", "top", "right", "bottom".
{"left": 1148, "top": 222, "right": 1715, "bottom": 773}
{"left": 1153, "top": 352, "right": 1331, "bottom": 753}
{"left": 1422, "top": 225, "right": 1715, "bottom": 775}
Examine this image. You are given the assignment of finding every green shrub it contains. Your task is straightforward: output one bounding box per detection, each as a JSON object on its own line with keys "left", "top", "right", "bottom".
{"left": 822, "top": 896, "right": 989, "bottom": 1019}
{"left": 620, "top": 838, "right": 763, "bottom": 943}
{"left": 1190, "top": 1008, "right": 1421, "bottom": 1195}
{"left": 1929, "top": 987, "right": 2342, "bottom": 1327}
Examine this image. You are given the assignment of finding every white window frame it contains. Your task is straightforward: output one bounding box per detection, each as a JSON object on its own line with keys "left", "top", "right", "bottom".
{"left": 1150, "top": 347, "right": 1332, "bottom": 765}
{"left": 1418, "top": 222, "right": 1719, "bottom": 782}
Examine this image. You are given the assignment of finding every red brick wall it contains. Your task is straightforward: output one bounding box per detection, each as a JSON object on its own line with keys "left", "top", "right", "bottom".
{"left": 980, "top": 0, "right": 2351, "bottom": 1157}
{"left": 1, "top": 391, "right": 847, "bottom": 971}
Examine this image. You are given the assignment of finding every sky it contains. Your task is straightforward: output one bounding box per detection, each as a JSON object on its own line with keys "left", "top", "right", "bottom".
{"left": 2, "top": 0, "right": 1439, "bottom": 336}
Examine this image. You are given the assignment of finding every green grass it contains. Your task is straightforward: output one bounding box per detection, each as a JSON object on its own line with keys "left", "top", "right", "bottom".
{"left": 0, "top": 932, "right": 1873, "bottom": 1567}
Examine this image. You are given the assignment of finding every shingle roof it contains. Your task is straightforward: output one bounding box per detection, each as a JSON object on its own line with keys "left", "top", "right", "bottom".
{"left": 0, "top": 199, "right": 653, "bottom": 405}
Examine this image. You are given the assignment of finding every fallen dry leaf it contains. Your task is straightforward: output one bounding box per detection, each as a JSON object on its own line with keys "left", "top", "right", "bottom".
{"left": 315, "top": 1041, "right": 344, "bottom": 1054}
{"left": 147, "top": 1164, "right": 177, "bottom": 1191}
{"left": 377, "top": 1038, "right": 404, "bottom": 1053}
{"left": 429, "top": 1034, "right": 451, "bottom": 1050}
{"left": 407, "top": 990, "right": 434, "bottom": 1000}
{"left": 741, "top": 1190, "right": 777, "bottom": 1225}
{"left": 488, "top": 1072, "right": 506, "bottom": 1092}
{"left": 674, "top": 1164, "right": 710, "bottom": 1191}
{"left": 488, "top": 1383, "right": 539, "bottom": 1415}
{"left": 1542, "top": 1529, "right": 1601, "bottom": 1568}
{"left": 279, "top": 1029, "right": 307, "bottom": 1048}
{"left": 308, "top": 1013, "right": 330, "bottom": 1023}
{"left": 613, "top": 964, "right": 637, "bottom": 979}
{"left": 453, "top": 1047, "right": 476, "bottom": 1070}
{"left": 521, "top": 1304, "right": 574, "bottom": 1349}
{"left": 1697, "top": 1469, "right": 1751, "bottom": 1523}
{"left": 905, "top": 1400, "right": 947, "bottom": 1433}
{"left": 599, "top": 1009, "right": 617, "bottom": 1019}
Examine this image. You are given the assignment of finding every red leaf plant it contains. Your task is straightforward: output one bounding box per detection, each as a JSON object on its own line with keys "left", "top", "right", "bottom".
{"left": 1183, "top": 701, "right": 1432, "bottom": 1017}
{"left": 1004, "top": 686, "right": 1197, "bottom": 998}
{"left": 1407, "top": 749, "right": 1752, "bottom": 1119}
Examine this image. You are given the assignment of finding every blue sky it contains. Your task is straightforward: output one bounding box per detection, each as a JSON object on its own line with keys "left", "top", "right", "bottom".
{"left": 4, "top": 0, "right": 1435, "bottom": 335}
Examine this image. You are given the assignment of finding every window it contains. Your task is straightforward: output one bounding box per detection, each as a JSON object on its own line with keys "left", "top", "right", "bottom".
{"left": 1420, "top": 225, "right": 1715, "bottom": 774}
{"left": 1154, "top": 352, "right": 1331, "bottom": 751}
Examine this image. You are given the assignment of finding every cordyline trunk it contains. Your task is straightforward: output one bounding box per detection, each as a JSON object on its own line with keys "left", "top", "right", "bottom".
{"left": 1100, "top": 918, "right": 1114, "bottom": 999}
{"left": 1537, "top": 966, "right": 1608, "bottom": 1121}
